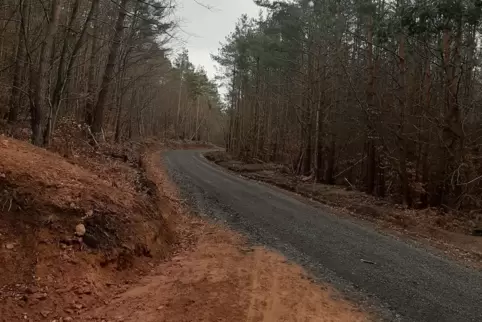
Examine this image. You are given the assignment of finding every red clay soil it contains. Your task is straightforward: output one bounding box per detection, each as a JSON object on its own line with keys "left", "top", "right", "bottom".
{"left": 0, "top": 136, "right": 172, "bottom": 254}
{"left": 0, "top": 138, "right": 370, "bottom": 321}
{"left": 0, "top": 136, "right": 172, "bottom": 322}
{"left": 81, "top": 150, "right": 369, "bottom": 322}
{"left": 83, "top": 221, "right": 368, "bottom": 322}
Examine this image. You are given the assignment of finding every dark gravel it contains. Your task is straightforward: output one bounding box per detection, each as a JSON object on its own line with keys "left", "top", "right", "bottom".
{"left": 164, "top": 150, "right": 482, "bottom": 322}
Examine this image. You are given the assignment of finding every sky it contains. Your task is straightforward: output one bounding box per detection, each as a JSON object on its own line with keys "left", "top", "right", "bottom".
{"left": 175, "top": 0, "right": 260, "bottom": 81}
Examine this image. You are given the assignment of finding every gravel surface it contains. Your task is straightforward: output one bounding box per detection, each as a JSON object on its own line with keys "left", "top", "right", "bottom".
{"left": 164, "top": 150, "right": 482, "bottom": 322}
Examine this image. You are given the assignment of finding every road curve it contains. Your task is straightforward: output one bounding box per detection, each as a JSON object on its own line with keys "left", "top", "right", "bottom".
{"left": 164, "top": 150, "right": 482, "bottom": 322}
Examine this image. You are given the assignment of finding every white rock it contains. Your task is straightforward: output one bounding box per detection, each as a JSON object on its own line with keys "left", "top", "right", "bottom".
{"left": 75, "top": 224, "right": 86, "bottom": 237}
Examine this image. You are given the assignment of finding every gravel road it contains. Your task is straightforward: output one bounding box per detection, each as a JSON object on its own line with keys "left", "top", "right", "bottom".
{"left": 164, "top": 150, "right": 482, "bottom": 322}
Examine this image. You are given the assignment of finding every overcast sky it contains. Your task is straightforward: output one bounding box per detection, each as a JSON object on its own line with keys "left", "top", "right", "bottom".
{"left": 175, "top": 0, "right": 259, "bottom": 80}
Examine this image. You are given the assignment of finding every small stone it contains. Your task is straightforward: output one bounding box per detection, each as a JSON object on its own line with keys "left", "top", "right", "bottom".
{"left": 40, "top": 310, "right": 50, "bottom": 318}
{"left": 64, "top": 317, "right": 73, "bottom": 322}
{"left": 85, "top": 210, "right": 93, "bottom": 217}
{"left": 64, "top": 308, "right": 73, "bottom": 314}
{"left": 32, "top": 293, "right": 47, "bottom": 301}
{"left": 74, "top": 287, "right": 92, "bottom": 295}
{"left": 156, "top": 305, "right": 164, "bottom": 311}
{"left": 5, "top": 243, "right": 15, "bottom": 250}
{"left": 25, "top": 287, "right": 36, "bottom": 294}
{"left": 75, "top": 224, "right": 86, "bottom": 237}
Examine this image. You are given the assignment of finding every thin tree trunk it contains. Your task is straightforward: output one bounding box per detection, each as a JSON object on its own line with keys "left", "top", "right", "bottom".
{"left": 30, "top": 0, "right": 61, "bottom": 146}
{"left": 91, "top": 0, "right": 129, "bottom": 135}
{"left": 365, "top": 14, "right": 376, "bottom": 194}
{"left": 176, "top": 67, "right": 183, "bottom": 137}
{"left": 7, "top": 0, "right": 27, "bottom": 123}
{"left": 46, "top": 0, "right": 98, "bottom": 143}
{"left": 326, "top": 139, "right": 335, "bottom": 184}
{"left": 85, "top": 0, "right": 100, "bottom": 126}
{"left": 398, "top": 33, "right": 411, "bottom": 206}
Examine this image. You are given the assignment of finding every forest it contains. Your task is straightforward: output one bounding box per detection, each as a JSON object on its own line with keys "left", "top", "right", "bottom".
{"left": 0, "top": 0, "right": 225, "bottom": 146}
{"left": 2, "top": 0, "right": 482, "bottom": 213}
{"left": 214, "top": 0, "right": 482, "bottom": 212}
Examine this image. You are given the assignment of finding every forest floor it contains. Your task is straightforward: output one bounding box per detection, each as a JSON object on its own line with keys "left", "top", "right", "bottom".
{"left": 204, "top": 151, "right": 482, "bottom": 268}
{"left": 0, "top": 125, "right": 369, "bottom": 321}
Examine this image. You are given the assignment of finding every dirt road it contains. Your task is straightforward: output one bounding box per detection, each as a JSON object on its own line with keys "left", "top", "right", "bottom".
{"left": 165, "top": 150, "right": 482, "bottom": 322}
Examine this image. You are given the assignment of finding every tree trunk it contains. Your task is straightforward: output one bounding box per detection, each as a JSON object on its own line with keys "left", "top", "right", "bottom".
{"left": 314, "top": 61, "right": 324, "bottom": 182}
{"left": 398, "top": 33, "right": 412, "bottom": 206}
{"left": 365, "top": 14, "right": 376, "bottom": 195}
{"left": 326, "top": 139, "right": 335, "bottom": 185}
{"left": 46, "top": 0, "right": 98, "bottom": 144}
{"left": 30, "top": 0, "right": 61, "bottom": 146}
{"left": 420, "top": 144, "right": 429, "bottom": 208}
{"left": 91, "top": 0, "right": 129, "bottom": 135}
{"left": 302, "top": 101, "right": 312, "bottom": 176}
{"left": 176, "top": 66, "right": 183, "bottom": 137}
{"left": 366, "top": 140, "right": 376, "bottom": 195}
{"left": 7, "top": 0, "right": 27, "bottom": 123}
{"left": 114, "top": 79, "right": 125, "bottom": 143}
{"left": 314, "top": 104, "right": 323, "bottom": 182}
{"left": 85, "top": 0, "right": 100, "bottom": 126}
{"left": 45, "top": 0, "right": 78, "bottom": 144}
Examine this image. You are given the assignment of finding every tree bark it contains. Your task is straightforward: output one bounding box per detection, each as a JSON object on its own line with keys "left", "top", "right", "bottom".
{"left": 398, "top": 33, "right": 412, "bottom": 206}
{"left": 91, "top": 0, "right": 129, "bottom": 135}
{"left": 46, "top": 0, "right": 99, "bottom": 144}
{"left": 30, "top": 0, "right": 61, "bottom": 146}
{"left": 365, "top": 14, "right": 377, "bottom": 194}
{"left": 7, "top": 0, "right": 27, "bottom": 124}
{"left": 85, "top": 0, "right": 100, "bottom": 126}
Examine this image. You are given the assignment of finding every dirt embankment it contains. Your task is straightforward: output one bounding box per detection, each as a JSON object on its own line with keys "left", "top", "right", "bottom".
{"left": 0, "top": 136, "right": 370, "bottom": 321}
{"left": 85, "top": 149, "right": 369, "bottom": 322}
{"left": 205, "top": 151, "right": 482, "bottom": 267}
{"left": 0, "top": 136, "right": 174, "bottom": 321}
